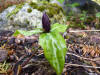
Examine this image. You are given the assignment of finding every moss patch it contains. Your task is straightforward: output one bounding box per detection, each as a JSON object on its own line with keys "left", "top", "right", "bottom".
{"left": 6, "top": 1, "right": 66, "bottom": 25}
{"left": 29, "top": 1, "right": 64, "bottom": 17}
{"left": 6, "top": 1, "right": 64, "bottom": 18}
{"left": 27, "top": 8, "right": 32, "bottom": 13}
{"left": 29, "top": 2, "right": 38, "bottom": 9}
{"left": 7, "top": 3, "right": 25, "bottom": 18}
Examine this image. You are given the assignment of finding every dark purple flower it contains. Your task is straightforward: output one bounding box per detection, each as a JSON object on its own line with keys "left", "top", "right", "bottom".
{"left": 42, "top": 12, "right": 51, "bottom": 32}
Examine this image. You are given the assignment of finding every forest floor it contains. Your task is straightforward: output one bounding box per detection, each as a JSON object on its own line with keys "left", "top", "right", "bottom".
{"left": 0, "top": 24, "right": 100, "bottom": 75}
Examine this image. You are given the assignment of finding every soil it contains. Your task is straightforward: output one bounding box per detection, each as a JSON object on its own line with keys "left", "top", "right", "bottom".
{"left": 0, "top": 28, "right": 100, "bottom": 75}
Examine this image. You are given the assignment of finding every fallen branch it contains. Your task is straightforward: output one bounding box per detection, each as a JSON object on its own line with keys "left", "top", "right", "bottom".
{"left": 66, "top": 52, "right": 100, "bottom": 62}
{"left": 69, "top": 30, "right": 100, "bottom": 32}
{"left": 65, "top": 63, "right": 100, "bottom": 69}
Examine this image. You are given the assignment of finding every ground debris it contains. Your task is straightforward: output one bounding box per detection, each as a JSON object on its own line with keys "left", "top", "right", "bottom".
{"left": 0, "top": 48, "right": 8, "bottom": 62}
{"left": 0, "top": 30, "right": 100, "bottom": 75}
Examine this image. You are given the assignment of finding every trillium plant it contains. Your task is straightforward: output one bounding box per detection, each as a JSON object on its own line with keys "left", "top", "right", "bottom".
{"left": 13, "top": 12, "right": 68, "bottom": 75}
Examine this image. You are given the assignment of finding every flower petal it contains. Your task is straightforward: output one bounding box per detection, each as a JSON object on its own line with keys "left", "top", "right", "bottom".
{"left": 42, "top": 12, "right": 51, "bottom": 32}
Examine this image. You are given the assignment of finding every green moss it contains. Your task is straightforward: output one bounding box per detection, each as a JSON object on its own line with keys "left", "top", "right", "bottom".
{"left": 29, "top": 2, "right": 37, "bottom": 6}
{"left": 47, "top": 12, "right": 53, "bottom": 17}
{"left": 29, "top": 1, "right": 64, "bottom": 18}
{"left": 26, "top": 20, "right": 30, "bottom": 24}
{"left": 50, "top": 3, "right": 64, "bottom": 13}
{"left": 10, "top": 17, "right": 14, "bottom": 20}
{"left": 42, "top": 1, "right": 49, "bottom": 5}
{"left": 7, "top": 3, "right": 24, "bottom": 18}
{"left": 6, "top": 1, "right": 66, "bottom": 24}
{"left": 37, "top": 6, "right": 46, "bottom": 12}
{"left": 27, "top": 8, "right": 32, "bottom": 13}
{"left": 29, "top": 2, "right": 38, "bottom": 9}
{"left": 7, "top": 1, "right": 64, "bottom": 18}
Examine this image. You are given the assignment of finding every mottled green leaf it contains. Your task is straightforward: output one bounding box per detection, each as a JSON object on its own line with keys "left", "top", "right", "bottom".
{"left": 13, "top": 28, "right": 43, "bottom": 36}
{"left": 51, "top": 23, "right": 68, "bottom": 33}
{"left": 39, "top": 32, "right": 67, "bottom": 75}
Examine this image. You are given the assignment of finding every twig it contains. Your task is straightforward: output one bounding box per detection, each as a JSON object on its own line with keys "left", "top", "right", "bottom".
{"left": 66, "top": 52, "right": 100, "bottom": 62}
{"left": 69, "top": 30, "right": 100, "bottom": 32}
{"left": 65, "top": 63, "right": 100, "bottom": 69}
{"left": 21, "top": 49, "right": 38, "bottom": 67}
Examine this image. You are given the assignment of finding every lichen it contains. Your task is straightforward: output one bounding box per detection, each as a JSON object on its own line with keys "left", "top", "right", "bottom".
{"left": 7, "top": 3, "right": 25, "bottom": 18}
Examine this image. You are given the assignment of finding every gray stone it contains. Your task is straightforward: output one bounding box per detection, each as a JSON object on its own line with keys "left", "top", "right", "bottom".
{"left": 0, "top": 2, "right": 66, "bottom": 31}
{"left": 0, "top": 3, "right": 43, "bottom": 31}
